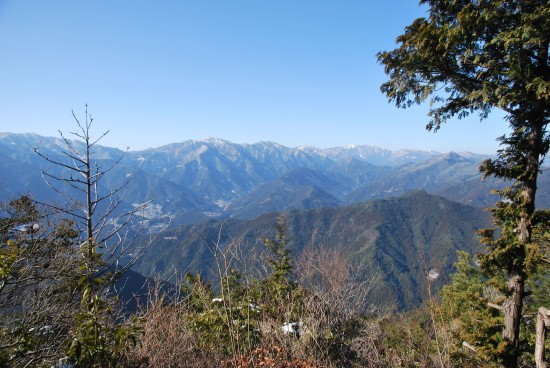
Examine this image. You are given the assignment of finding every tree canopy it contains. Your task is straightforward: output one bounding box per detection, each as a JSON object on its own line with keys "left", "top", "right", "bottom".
{"left": 378, "top": 0, "right": 549, "bottom": 134}
{"left": 378, "top": 1, "right": 549, "bottom": 366}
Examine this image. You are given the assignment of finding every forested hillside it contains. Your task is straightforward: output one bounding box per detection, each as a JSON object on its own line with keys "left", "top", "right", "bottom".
{"left": 135, "top": 191, "right": 490, "bottom": 310}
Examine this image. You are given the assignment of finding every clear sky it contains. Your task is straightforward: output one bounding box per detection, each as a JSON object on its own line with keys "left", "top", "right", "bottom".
{"left": 0, "top": 1, "right": 509, "bottom": 153}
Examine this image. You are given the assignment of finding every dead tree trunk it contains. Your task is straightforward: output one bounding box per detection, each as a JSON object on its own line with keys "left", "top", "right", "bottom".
{"left": 535, "top": 307, "right": 550, "bottom": 368}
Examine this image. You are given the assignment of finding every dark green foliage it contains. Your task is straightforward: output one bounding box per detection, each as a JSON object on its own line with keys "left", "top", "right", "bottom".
{"left": 474, "top": 187, "right": 550, "bottom": 364}
{"left": 378, "top": 0, "right": 549, "bottom": 134}
{"left": 68, "top": 294, "right": 142, "bottom": 368}
{"left": 262, "top": 216, "right": 293, "bottom": 294}
{"left": 181, "top": 273, "right": 215, "bottom": 313}
{"left": 477, "top": 188, "right": 546, "bottom": 277}
{"left": 378, "top": 1, "right": 549, "bottom": 365}
{"left": 68, "top": 237, "right": 143, "bottom": 368}
{"left": 441, "top": 252, "right": 504, "bottom": 365}
{"left": 258, "top": 216, "right": 300, "bottom": 317}
{"left": 440, "top": 249, "right": 550, "bottom": 367}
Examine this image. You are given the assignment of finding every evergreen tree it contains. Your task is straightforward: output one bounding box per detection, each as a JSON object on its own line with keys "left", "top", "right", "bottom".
{"left": 378, "top": 1, "right": 549, "bottom": 366}
{"left": 179, "top": 217, "right": 299, "bottom": 359}
{"left": 441, "top": 251, "right": 502, "bottom": 366}
{"left": 261, "top": 216, "right": 293, "bottom": 306}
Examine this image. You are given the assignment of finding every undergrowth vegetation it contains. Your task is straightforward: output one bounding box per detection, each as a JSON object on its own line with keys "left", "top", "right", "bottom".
{"left": 124, "top": 217, "right": 548, "bottom": 368}
{"left": 1, "top": 199, "right": 548, "bottom": 367}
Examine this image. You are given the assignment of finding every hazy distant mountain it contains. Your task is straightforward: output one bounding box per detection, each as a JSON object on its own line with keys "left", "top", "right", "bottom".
{"left": 0, "top": 133, "right": 214, "bottom": 223}
{"left": 125, "top": 138, "right": 332, "bottom": 204}
{"left": 134, "top": 191, "right": 491, "bottom": 310}
{"left": 225, "top": 167, "right": 347, "bottom": 219}
{"left": 297, "top": 144, "right": 448, "bottom": 166}
{"left": 346, "top": 152, "right": 493, "bottom": 206}
{"left": 1, "top": 132, "right": 547, "bottom": 225}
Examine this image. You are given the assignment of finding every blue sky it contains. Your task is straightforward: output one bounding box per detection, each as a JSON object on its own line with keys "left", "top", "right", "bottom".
{"left": 0, "top": 1, "right": 508, "bottom": 153}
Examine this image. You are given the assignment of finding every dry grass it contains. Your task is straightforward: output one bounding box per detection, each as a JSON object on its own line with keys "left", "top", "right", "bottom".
{"left": 130, "top": 289, "right": 213, "bottom": 368}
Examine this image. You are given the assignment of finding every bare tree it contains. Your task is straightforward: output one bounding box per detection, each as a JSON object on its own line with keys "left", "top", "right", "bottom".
{"left": 32, "top": 106, "right": 161, "bottom": 366}
{"left": 296, "top": 245, "right": 379, "bottom": 319}
{"left": 34, "top": 105, "right": 153, "bottom": 294}
{"left": 295, "top": 245, "right": 381, "bottom": 366}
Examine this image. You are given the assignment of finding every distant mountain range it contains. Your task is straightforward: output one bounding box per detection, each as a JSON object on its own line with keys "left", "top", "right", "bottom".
{"left": 3, "top": 132, "right": 545, "bottom": 310}
{"left": 1, "top": 132, "right": 547, "bottom": 225}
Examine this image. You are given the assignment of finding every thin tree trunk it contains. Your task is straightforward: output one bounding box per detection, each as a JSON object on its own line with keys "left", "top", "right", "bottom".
{"left": 502, "top": 270, "right": 525, "bottom": 368}
{"left": 535, "top": 307, "right": 549, "bottom": 368}
{"left": 502, "top": 121, "right": 541, "bottom": 367}
{"left": 85, "top": 121, "right": 94, "bottom": 301}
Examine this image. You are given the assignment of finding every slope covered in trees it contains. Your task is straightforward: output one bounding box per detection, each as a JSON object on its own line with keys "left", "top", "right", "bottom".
{"left": 135, "top": 191, "right": 490, "bottom": 311}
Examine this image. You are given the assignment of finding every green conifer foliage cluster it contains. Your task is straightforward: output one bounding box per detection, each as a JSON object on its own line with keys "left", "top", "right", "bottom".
{"left": 176, "top": 216, "right": 309, "bottom": 363}
{"left": 441, "top": 252, "right": 503, "bottom": 366}
{"left": 378, "top": 0, "right": 549, "bottom": 365}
